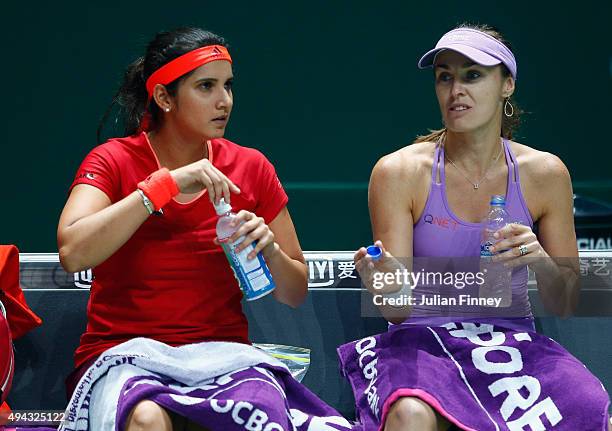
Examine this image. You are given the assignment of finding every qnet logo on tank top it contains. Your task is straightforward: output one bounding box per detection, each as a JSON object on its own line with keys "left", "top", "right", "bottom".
{"left": 423, "top": 213, "right": 459, "bottom": 231}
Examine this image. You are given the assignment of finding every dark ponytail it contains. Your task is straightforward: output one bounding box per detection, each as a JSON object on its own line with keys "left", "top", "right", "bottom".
{"left": 414, "top": 23, "right": 523, "bottom": 144}
{"left": 97, "top": 57, "right": 147, "bottom": 142}
{"left": 97, "top": 27, "right": 228, "bottom": 143}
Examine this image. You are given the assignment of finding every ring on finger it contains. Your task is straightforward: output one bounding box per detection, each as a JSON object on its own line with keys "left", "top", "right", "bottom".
{"left": 518, "top": 244, "right": 528, "bottom": 256}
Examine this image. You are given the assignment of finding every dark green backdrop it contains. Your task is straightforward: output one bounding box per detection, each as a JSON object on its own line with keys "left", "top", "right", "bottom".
{"left": 3, "top": 1, "right": 611, "bottom": 252}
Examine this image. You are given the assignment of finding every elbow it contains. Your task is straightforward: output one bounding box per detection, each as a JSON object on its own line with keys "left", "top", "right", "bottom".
{"left": 551, "top": 297, "right": 578, "bottom": 319}
{"left": 384, "top": 304, "right": 411, "bottom": 324}
{"left": 556, "top": 305, "right": 574, "bottom": 319}
{"left": 543, "top": 302, "right": 572, "bottom": 319}
{"left": 273, "top": 271, "right": 308, "bottom": 308}
{"left": 58, "top": 244, "right": 85, "bottom": 273}
{"left": 559, "top": 286, "right": 581, "bottom": 319}
{"left": 291, "top": 287, "right": 308, "bottom": 308}
{"left": 58, "top": 228, "right": 80, "bottom": 273}
{"left": 58, "top": 226, "right": 94, "bottom": 273}
{"left": 388, "top": 315, "right": 409, "bottom": 325}
{"left": 292, "top": 267, "right": 309, "bottom": 307}
{"left": 280, "top": 262, "right": 309, "bottom": 308}
{"left": 557, "top": 301, "right": 578, "bottom": 319}
{"left": 280, "top": 283, "right": 308, "bottom": 308}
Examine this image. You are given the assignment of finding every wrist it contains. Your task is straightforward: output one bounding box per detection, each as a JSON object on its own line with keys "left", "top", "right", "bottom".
{"left": 136, "top": 189, "right": 154, "bottom": 215}
{"left": 529, "top": 247, "right": 551, "bottom": 273}
{"left": 169, "top": 170, "right": 184, "bottom": 193}
{"left": 137, "top": 168, "right": 180, "bottom": 211}
{"left": 381, "top": 283, "right": 412, "bottom": 309}
{"left": 263, "top": 242, "right": 281, "bottom": 261}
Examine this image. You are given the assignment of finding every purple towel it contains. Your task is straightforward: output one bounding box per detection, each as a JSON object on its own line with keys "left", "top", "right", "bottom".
{"left": 112, "top": 366, "right": 352, "bottom": 430}
{"left": 338, "top": 322, "right": 610, "bottom": 430}
{"left": 54, "top": 338, "right": 354, "bottom": 431}
{"left": 11, "top": 367, "right": 355, "bottom": 431}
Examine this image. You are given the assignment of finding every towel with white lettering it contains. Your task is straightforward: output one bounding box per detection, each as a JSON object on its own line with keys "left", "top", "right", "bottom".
{"left": 338, "top": 322, "right": 610, "bottom": 431}
{"left": 59, "top": 338, "right": 353, "bottom": 431}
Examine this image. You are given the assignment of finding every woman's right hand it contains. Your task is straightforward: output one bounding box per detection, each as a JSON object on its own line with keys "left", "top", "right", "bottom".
{"left": 354, "top": 240, "right": 406, "bottom": 296}
{"left": 170, "top": 159, "right": 241, "bottom": 204}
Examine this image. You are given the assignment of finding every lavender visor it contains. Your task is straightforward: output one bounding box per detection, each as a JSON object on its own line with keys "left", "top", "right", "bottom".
{"left": 418, "top": 28, "right": 517, "bottom": 80}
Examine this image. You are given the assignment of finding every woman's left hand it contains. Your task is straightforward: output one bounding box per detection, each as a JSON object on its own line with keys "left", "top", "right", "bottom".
{"left": 490, "top": 223, "right": 548, "bottom": 268}
{"left": 221, "top": 210, "right": 279, "bottom": 260}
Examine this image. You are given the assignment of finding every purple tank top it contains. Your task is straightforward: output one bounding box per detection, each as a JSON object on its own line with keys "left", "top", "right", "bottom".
{"left": 406, "top": 139, "right": 535, "bottom": 331}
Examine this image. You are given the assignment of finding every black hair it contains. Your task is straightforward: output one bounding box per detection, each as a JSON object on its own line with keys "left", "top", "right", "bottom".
{"left": 97, "top": 27, "right": 228, "bottom": 142}
{"left": 415, "top": 23, "right": 523, "bottom": 144}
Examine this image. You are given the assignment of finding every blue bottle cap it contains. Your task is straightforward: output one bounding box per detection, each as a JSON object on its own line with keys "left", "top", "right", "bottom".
{"left": 490, "top": 195, "right": 506, "bottom": 206}
{"left": 366, "top": 245, "right": 382, "bottom": 261}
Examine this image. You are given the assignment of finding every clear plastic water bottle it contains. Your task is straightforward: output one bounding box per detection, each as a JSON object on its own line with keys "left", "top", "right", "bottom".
{"left": 215, "top": 198, "right": 276, "bottom": 301}
{"left": 479, "top": 195, "right": 512, "bottom": 307}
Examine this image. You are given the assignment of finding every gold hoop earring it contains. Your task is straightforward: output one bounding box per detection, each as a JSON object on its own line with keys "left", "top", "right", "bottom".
{"left": 504, "top": 98, "right": 514, "bottom": 117}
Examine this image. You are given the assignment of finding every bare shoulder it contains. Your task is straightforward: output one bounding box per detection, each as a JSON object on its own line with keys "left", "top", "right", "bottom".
{"left": 371, "top": 141, "right": 436, "bottom": 185}
{"left": 510, "top": 141, "right": 573, "bottom": 222}
{"left": 370, "top": 141, "right": 435, "bottom": 216}
{"left": 510, "top": 141, "right": 572, "bottom": 186}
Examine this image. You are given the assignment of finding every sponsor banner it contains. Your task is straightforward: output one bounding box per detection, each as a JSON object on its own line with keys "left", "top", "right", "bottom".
{"left": 18, "top": 252, "right": 363, "bottom": 291}
{"left": 17, "top": 254, "right": 612, "bottom": 317}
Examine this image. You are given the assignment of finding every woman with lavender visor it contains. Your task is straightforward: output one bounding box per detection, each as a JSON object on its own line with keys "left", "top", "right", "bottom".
{"left": 338, "top": 24, "right": 611, "bottom": 430}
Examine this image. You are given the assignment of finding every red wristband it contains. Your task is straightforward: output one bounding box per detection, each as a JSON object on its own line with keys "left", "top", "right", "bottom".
{"left": 137, "top": 168, "right": 180, "bottom": 211}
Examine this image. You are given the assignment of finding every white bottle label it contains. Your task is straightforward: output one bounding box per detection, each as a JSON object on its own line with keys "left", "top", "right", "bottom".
{"left": 224, "top": 235, "right": 275, "bottom": 298}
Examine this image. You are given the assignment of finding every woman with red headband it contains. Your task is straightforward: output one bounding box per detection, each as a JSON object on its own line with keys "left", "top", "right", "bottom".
{"left": 339, "top": 24, "right": 611, "bottom": 431}
{"left": 56, "top": 28, "right": 346, "bottom": 431}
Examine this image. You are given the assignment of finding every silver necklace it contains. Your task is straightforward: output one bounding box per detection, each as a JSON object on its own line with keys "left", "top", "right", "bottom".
{"left": 444, "top": 141, "right": 503, "bottom": 190}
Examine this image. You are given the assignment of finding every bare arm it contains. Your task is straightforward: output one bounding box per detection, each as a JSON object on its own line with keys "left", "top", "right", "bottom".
{"left": 57, "top": 185, "right": 149, "bottom": 273}
{"left": 225, "top": 207, "right": 307, "bottom": 308}
{"left": 265, "top": 208, "right": 308, "bottom": 307}
{"left": 493, "top": 154, "right": 579, "bottom": 317}
{"left": 363, "top": 153, "right": 416, "bottom": 324}
{"left": 58, "top": 158, "right": 240, "bottom": 273}
{"left": 532, "top": 156, "right": 580, "bottom": 317}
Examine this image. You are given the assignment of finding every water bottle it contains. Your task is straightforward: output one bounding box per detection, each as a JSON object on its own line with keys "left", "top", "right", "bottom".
{"left": 215, "top": 198, "right": 276, "bottom": 301}
{"left": 479, "top": 195, "right": 512, "bottom": 307}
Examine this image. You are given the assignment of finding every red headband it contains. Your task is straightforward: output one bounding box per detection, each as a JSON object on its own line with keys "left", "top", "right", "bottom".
{"left": 145, "top": 45, "right": 232, "bottom": 100}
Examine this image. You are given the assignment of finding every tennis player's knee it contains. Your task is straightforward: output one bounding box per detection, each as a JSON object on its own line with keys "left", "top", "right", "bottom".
{"left": 387, "top": 397, "right": 436, "bottom": 427}
{"left": 126, "top": 400, "right": 172, "bottom": 431}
